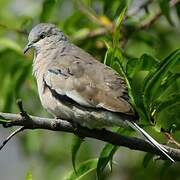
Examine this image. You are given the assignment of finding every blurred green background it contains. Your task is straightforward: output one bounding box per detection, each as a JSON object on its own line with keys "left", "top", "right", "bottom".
{"left": 0, "top": 0, "right": 180, "bottom": 179}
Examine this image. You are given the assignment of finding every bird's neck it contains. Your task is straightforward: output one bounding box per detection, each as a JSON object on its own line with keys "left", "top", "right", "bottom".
{"left": 32, "top": 41, "right": 69, "bottom": 78}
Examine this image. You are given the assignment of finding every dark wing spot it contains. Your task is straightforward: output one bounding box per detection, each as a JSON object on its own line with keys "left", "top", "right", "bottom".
{"left": 74, "top": 56, "right": 81, "bottom": 59}
{"left": 48, "top": 69, "right": 68, "bottom": 77}
{"left": 73, "top": 60, "right": 81, "bottom": 65}
{"left": 60, "top": 54, "right": 67, "bottom": 56}
{"left": 48, "top": 69, "right": 59, "bottom": 75}
{"left": 60, "top": 46, "right": 66, "bottom": 53}
{"left": 42, "top": 76, "right": 48, "bottom": 94}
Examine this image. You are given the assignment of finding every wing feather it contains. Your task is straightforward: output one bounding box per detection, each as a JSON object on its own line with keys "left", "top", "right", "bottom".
{"left": 44, "top": 47, "right": 134, "bottom": 115}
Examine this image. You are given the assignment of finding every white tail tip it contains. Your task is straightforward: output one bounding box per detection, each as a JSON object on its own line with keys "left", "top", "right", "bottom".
{"left": 126, "top": 121, "right": 175, "bottom": 163}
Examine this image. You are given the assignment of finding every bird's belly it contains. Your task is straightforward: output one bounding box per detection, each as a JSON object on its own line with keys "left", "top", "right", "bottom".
{"left": 70, "top": 106, "right": 126, "bottom": 129}
{"left": 40, "top": 87, "right": 126, "bottom": 129}
{"left": 40, "top": 88, "right": 74, "bottom": 120}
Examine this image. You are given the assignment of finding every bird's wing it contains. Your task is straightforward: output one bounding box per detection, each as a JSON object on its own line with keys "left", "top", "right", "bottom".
{"left": 44, "top": 47, "right": 134, "bottom": 115}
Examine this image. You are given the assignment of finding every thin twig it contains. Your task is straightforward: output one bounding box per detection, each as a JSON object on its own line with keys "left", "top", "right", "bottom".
{"left": 75, "top": 0, "right": 106, "bottom": 26}
{"left": 0, "top": 100, "right": 31, "bottom": 150}
{"left": 139, "top": 0, "right": 180, "bottom": 29}
{"left": 16, "top": 99, "right": 30, "bottom": 120}
{"left": 0, "top": 127, "right": 25, "bottom": 150}
{"left": 165, "top": 132, "right": 180, "bottom": 149}
{"left": 73, "top": 0, "right": 179, "bottom": 47}
{"left": 71, "top": 26, "right": 113, "bottom": 41}
{"left": 121, "top": 0, "right": 180, "bottom": 48}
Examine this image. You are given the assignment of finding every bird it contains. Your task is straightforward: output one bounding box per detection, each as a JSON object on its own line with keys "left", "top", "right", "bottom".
{"left": 24, "top": 23, "right": 174, "bottom": 162}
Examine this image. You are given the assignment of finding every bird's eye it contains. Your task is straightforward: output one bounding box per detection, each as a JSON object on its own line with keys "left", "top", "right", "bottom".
{"left": 40, "top": 34, "right": 46, "bottom": 39}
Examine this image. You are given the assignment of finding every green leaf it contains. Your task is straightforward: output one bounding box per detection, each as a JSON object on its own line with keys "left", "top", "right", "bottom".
{"left": 126, "top": 58, "right": 140, "bottom": 78}
{"left": 103, "top": 46, "right": 114, "bottom": 66}
{"left": 65, "top": 159, "right": 97, "bottom": 180}
{"left": 104, "top": 47, "right": 126, "bottom": 75}
{"left": 71, "top": 136, "right": 83, "bottom": 173}
{"left": 131, "top": 71, "right": 150, "bottom": 122}
{"left": 175, "top": 2, "right": 180, "bottom": 19}
{"left": 63, "top": 11, "right": 91, "bottom": 35}
{"left": 155, "top": 92, "right": 180, "bottom": 115}
{"left": 143, "top": 49, "right": 180, "bottom": 114}
{"left": 97, "top": 143, "right": 118, "bottom": 179}
{"left": 0, "top": 38, "right": 22, "bottom": 53}
{"left": 126, "top": 54, "right": 159, "bottom": 122}
{"left": 113, "top": 2, "right": 127, "bottom": 47}
{"left": 153, "top": 74, "right": 180, "bottom": 102}
{"left": 154, "top": 91, "right": 180, "bottom": 130}
{"left": 158, "top": 0, "right": 173, "bottom": 25}
{"left": 40, "top": 0, "right": 57, "bottom": 21}
{"left": 126, "top": 54, "right": 159, "bottom": 79}
{"left": 157, "top": 104, "right": 180, "bottom": 130}
{"left": 160, "top": 161, "right": 172, "bottom": 177}
{"left": 2, "top": 74, "right": 15, "bottom": 112}
{"left": 111, "top": 48, "right": 126, "bottom": 73}
{"left": 103, "top": 0, "right": 115, "bottom": 15}
{"left": 155, "top": 93, "right": 180, "bottom": 113}
{"left": 3, "top": 90, "right": 14, "bottom": 112}
{"left": 114, "top": 0, "right": 128, "bottom": 19}
{"left": 26, "top": 169, "right": 33, "bottom": 180}
{"left": 14, "top": 62, "right": 31, "bottom": 98}
{"left": 142, "top": 153, "right": 153, "bottom": 168}
{"left": 0, "top": 119, "right": 10, "bottom": 122}
{"left": 97, "top": 128, "right": 132, "bottom": 179}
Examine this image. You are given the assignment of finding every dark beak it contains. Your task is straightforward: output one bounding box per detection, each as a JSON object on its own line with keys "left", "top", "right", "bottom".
{"left": 23, "top": 42, "right": 33, "bottom": 54}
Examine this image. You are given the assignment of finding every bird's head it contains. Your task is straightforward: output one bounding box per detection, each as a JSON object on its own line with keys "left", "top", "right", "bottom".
{"left": 24, "top": 23, "right": 67, "bottom": 54}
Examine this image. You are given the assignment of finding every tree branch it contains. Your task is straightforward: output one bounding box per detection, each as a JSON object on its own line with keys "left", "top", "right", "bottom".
{"left": 72, "top": 0, "right": 179, "bottom": 47}
{"left": 139, "top": 0, "right": 180, "bottom": 29}
{"left": 165, "top": 132, "right": 180, "bottom": 149}
{"left": 121, "top": 0, "right": 180, "bottom": 48}
{"left": 0, "top": 111, "right": 180, "bottom": 162}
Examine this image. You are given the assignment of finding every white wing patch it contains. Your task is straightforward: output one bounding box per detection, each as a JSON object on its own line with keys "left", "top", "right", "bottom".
{"left": 66, "top": 90, "right": 93, "bottom": 107}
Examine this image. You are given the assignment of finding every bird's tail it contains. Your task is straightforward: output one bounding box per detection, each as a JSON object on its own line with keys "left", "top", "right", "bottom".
{"left": 126, "top": 120, "right": 174, "bottom": 162}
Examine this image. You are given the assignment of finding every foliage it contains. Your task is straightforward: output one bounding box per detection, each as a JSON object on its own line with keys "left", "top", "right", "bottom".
{"left": 0, "top": 0, "right": 179, "bottom": 180}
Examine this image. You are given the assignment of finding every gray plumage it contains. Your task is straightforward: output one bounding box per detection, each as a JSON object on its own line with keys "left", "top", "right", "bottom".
{"left": 24, "top": 23, "right": 174, "bottom": 162}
